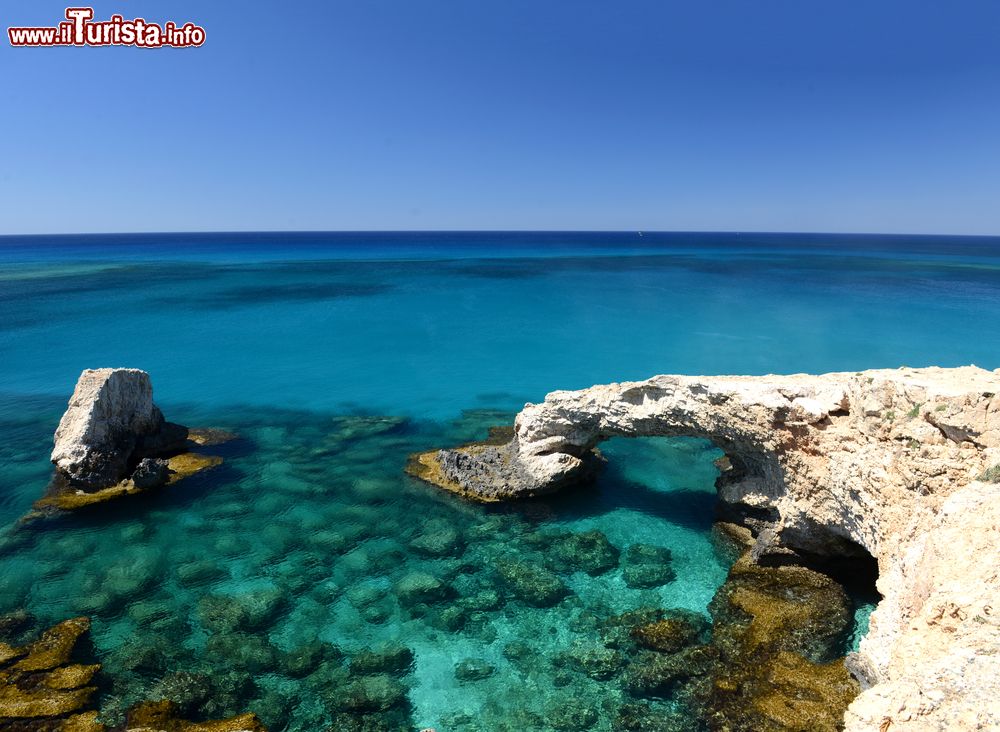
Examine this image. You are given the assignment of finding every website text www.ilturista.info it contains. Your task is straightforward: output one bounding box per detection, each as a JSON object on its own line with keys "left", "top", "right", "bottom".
{"left": 8, "top": 7, "right": 205, "bottom": 48}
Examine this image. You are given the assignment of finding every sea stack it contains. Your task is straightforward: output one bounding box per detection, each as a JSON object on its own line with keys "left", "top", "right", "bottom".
{"left": 409, "top": 366, "right": 1000, "bottom": 731}
{"left": 37, "top": 368, "right": 227, "bottom": 512}
{"left": 51, "top": 368, "right": 186, "bottom": 489}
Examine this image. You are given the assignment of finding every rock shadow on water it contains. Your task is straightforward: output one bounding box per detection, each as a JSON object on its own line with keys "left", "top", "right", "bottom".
{"left": 498, "top": 471, "right": 720, "bottom": 536}
{"left": 411, "top": 428, "right": 723, "bottom": 535}
{"left": 23, "top": 457, "right": 243, "bottom": 533}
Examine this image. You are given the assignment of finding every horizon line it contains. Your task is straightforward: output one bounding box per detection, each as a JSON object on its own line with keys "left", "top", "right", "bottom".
{"left": 1, "top": 229, "right": 999, "bottom": 240}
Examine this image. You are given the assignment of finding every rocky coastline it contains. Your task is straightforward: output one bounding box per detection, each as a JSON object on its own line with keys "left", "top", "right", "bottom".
{"left": 8, "top": 365, "right": 998, "bottom": 729}
{"left": 411, "top": 366, "right": 1000, "bottom": 730}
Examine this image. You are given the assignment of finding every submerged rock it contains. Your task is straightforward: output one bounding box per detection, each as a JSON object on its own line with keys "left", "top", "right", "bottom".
{"left": 186, "top": 428, "right": 240, "bottom": 447}
{"left": 394, "top": 572, "right": 451, "bottom": 608}
{"left": 704, "top": 553, "right": 859, "bottom": 731}
{"left": 98, "top": 551, "right": 162, "bottom": 604}
{"left": 105, "top": 632, "right": 178, "bottom": 676}
{"left": 197, "top": 588, "right": 287, "bottom": 634}
{"left": 330, "top": 674, "right": 409, "bottom": 713}
{"left": 621, "top": 544, "right": 675, "bottom": 589}
{"left": 557, "top": 641, "right": 626, "bottom": 680}
{"left": 623, "top": 644, "right": 719, "bottom": 698}
{"left": 347, "top": 584, "right": 390, "bottom": 611}
{"left": 409, "top": 518, "right": 465, "bottom": 557}
{"left": 105, "top": 670, "right": 264, "bottom": 730}
{"left": 199, "top": 670, "right": 259, "bottom": 721}
{"left": 496, "top": 558, "right": 569, "bottom": 607}
{"left": 526, "top": 529, "right": 620, "bottom": 576}
{"left": 11, "top": 616, "right": 92, "bottom": 672}
{"left": 279, "top": 641, "right": 342, "bottom": 678}
{"left": 631, "top": 610, "right": 708, "bottom": 653}
{"left": 349, "top": 644, "right": 414, "bottom": 677}
{"left": 327, "top": 708, "right": 414, "bottom": 732}
{"left": 325, "top": 415, "right": 408, "bottom": 446}
{"left": 544, "top": 697, "right": 599, "bottom": 731}
{"left": 0, "top": 609, "right": 35, "bottom": 644}
{"left": 615, "top": 702, "right": 689, "bottom": 732}
{"left": 454, "top": 657, "right": 495, "bottom": 682}
{"left": 125, "top": 699, "right": 268, "bottom": 731}
{"left": 0, "top": 617, "right": 99, "bottom": 728}
{"left": 709, "top": 554, "right": 852, "bottom": 661}
{"left": 205, "top": 633, "right": 279, "bottom": 674}
{"left": 457, "top": 587, "right": 504, "bottom": 613}
{"left": 176, "top": 560, "right": 229, "bottom": 588}
{"left": 147, "top": 671, "right": 215, "bottom": 716}
{"left": 502, "top": 641, "right": 539, "bottom": 670}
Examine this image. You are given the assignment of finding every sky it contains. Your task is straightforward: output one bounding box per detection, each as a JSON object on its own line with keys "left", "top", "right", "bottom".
{"left": 0, "top": 1, "right": 998, "bottom": 235}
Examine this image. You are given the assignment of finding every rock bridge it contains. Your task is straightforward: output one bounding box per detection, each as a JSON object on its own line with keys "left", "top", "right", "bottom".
{"left": 410, "top": 366, "right": 1000, "bottom": 731}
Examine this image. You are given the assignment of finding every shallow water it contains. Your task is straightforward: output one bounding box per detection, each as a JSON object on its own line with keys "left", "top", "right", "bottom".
{"left": 1, "top": 232, "right": 999, "bottom": 729}
{"left": 0, "top": 401, "right": 730, "bottom": 729}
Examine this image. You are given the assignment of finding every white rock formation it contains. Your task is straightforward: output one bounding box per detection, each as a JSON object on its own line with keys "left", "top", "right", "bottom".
{"left": 419, "top": 366, "right": 1000, "bottom": 730}
{"left": 51, "top": 368, "right": 166, "bottom": 488}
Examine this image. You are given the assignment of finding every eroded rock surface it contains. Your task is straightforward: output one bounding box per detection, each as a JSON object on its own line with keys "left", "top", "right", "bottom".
{"left": 412, "top": 366, "right": 1000, "bottom": 730}
{"left": 52, "top": 369, "right": 176, "bottom": 488}
{"left": 0, "top": 616, "right": 100, "bottom": 729}
{"left": 707, "top": 551, "right": 859, "bottom": 731}
{"left": 0, "top": 616, "right": 268, "bottom": 731}
{"left": 37, "top": 369, "right": 229, "bottom": 513}
{"left": 124, "top": 699, "right": 267, "bottom": 732}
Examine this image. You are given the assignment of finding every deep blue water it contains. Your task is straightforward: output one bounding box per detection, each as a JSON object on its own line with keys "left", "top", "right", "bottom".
{"left": 1, "top": 232, "right": 998, "bottom": 730}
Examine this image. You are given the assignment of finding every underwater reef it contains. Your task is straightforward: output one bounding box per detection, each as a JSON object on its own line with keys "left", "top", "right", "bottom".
{"left": 413, "top": 366, "right": 1000, "bottom": 730}
{"left": 0, "top": 614, "right": 267, "bottom": 731}
{"left": 0, "top": 560, "right": 846, "bottom": 732}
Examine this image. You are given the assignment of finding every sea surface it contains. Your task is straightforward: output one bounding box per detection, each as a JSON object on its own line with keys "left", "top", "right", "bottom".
{"left": 1, "top": 231, "right": 999, "bottom": 730}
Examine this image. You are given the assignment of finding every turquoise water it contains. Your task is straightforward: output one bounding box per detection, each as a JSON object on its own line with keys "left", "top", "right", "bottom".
{"left": 1, "top": 232, "right": 999, "bottom": 729}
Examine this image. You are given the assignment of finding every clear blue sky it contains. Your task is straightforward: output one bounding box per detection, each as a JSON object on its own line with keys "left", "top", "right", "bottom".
{"left": 1, "top": 1, "right": 998, "bottom": 235}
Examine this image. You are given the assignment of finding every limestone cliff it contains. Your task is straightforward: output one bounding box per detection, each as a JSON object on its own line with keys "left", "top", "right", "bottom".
{"left": 410, "top": 366, "right": 1000, "bottom": 731}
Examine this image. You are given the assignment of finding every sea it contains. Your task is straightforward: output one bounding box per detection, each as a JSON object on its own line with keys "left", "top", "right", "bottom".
{"left": 1, "top": 231, "right": 998, "bottom": 730}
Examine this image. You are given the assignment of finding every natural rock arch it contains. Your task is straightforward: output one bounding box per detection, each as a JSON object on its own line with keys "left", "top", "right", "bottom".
{"left": 410, "top": 366, "right": 1000, "bottom": 731}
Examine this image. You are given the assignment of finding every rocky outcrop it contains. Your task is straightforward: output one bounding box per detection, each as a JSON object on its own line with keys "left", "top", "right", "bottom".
{"left": 37, "top": 369, "right": 230, "bottom": 513}
{"left": 706, "top": 548, "right": 860, "bottom": 731}
{"left": 0, "top": 616, "right": 267, "bottom": 731}
{"left": 51, "top": 369, "right": 178, "bottom": 489}
{"left": 0, "top": 616, "right": 101, "bottom": 730}
{"left": 411, "top": 366, "right": 1000, "bottom": 731}
{"left": 124, "top": 700, "right": 267, "bottom": 732}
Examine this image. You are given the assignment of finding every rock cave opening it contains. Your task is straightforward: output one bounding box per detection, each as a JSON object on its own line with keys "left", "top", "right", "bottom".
{"left": 563, "top": 433, "right": 878, "bottom": 728}
{"left": 586, "top": 433, "right": 882, "bottom": 659}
